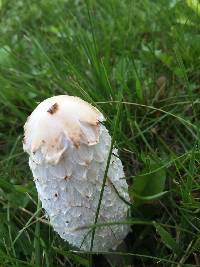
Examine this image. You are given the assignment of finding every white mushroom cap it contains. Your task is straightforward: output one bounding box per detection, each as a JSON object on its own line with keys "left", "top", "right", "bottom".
{"left": 23, "top": 95, "right": 104, "bottom": 165}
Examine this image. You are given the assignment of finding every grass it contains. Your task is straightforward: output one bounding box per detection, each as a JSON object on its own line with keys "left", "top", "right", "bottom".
{"left": 0, "top": 0, "right": 200, "bottom": 266}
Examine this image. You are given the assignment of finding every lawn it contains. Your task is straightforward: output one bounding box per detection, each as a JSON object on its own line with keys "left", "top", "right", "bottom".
{"left": 0, "top": 0, "right": 200, "bottom": 266}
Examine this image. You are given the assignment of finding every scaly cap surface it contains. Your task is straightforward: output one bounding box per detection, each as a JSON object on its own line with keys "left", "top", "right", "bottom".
{"left": 23, "top": 95, "right": 104, "bottom": 164}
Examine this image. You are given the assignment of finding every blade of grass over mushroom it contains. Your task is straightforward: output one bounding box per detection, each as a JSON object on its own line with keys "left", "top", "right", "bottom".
{"left": 106, "top": 176, "right": 132, "bottom": 206}
{"left": 74, "top": 220, "right": 195, "bottom": 236}
{"left": 89, "top": 89, "right": 124, "bottom": 251}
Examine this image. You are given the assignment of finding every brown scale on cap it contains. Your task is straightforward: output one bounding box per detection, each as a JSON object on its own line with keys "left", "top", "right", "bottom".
{"left": 85, "top": 160, "right": 91, "bottom": 166}
{"left": 47, "top": 103, "right": 59, "bottom": 115}
{"left": 64, "top": 175, "right": 71, "bottom": 181}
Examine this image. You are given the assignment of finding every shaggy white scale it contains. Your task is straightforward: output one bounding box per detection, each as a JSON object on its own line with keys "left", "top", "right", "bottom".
{"left": 23, "top": 95, "right": 130, "bottom": 251}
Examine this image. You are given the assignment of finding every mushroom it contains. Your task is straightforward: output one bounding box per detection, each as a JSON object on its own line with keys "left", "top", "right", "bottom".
{"left": 23, "top": 95, "right": 130, "bottom": 251}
